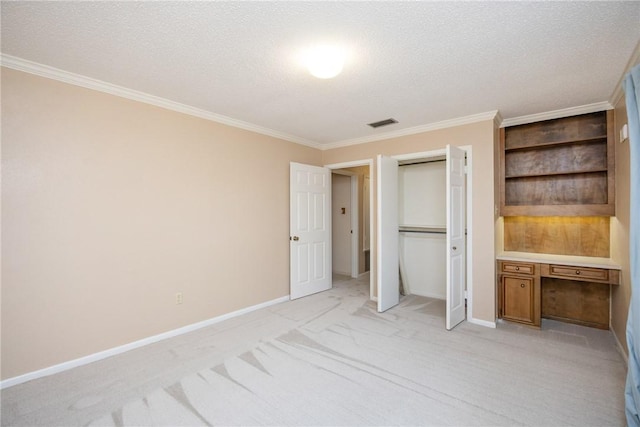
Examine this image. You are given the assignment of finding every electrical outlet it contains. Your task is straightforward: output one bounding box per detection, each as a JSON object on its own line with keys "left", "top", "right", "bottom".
{"left": 176, "top": 292, "right": 183, "bottom": 304}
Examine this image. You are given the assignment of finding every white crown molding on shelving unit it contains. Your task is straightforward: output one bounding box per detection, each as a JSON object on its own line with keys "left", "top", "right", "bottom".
{"left": 493, "top": 110, "right": 504, "bottom": 128}
{"left": 500, "top": 101, "right": 613, "bottom": 128}
{"left": 0, "top": 53, "right": 320, "bottom": 149}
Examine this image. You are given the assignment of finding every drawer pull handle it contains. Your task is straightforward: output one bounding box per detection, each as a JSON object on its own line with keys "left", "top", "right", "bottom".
{"left": 520, "top": 283, "right": 525, "bottom": 288}
{"left": 515, "top": 266, "right": 520, "bottom": 271}
{"left": 575, "top": 270, "right": 580, "bottom": 275}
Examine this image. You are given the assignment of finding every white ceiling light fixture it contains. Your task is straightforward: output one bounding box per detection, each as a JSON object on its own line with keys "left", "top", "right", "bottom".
{"left": 304, "top": 44, "right": 346, "bottom": 79}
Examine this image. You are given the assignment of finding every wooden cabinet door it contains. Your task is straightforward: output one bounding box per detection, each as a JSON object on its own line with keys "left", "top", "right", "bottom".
{"left": 502, "top": 276, "right": 536, "bottom": 325}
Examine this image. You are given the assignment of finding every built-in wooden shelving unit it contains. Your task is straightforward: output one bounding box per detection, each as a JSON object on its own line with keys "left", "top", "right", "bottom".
{"left": 499, "top": 110, "right": 615, "bottom": 216}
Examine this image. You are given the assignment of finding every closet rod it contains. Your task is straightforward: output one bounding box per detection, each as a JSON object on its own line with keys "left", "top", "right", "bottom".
{"left": 399, "top": 158, "right": 446, "bottom": 167}
{"left": 398, "top": 227, "right": 446, "bottom": 235}
{"left": 399, "top": 229, "right": 468, "bottom": 235}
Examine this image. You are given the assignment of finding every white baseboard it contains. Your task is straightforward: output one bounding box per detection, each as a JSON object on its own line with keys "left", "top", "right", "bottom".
{"left": 332, "top": 270, "right": 351, "bottom": 277}
{"left": 0, "top": 295, "right": 290, "bottom": 390}
{"left": 612, "top": 328, "right": 629, "bottom": 366}
{"left": 468, "top": 317, "right": 497, "bottom": 328}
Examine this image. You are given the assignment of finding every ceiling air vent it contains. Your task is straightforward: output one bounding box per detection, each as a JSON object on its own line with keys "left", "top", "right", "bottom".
{"left": 367, "top": 118, "right": 398, "bottom": 128}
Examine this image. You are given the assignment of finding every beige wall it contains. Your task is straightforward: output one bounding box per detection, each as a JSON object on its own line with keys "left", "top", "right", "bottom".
{"left": 322, "top": 119, "right": 498, "bottom": 323}
{"left": 1, "top": 68, "right": 322, "bottom": 380}
{"left": 611, "top": 94, "right": 632, "bottom": 354}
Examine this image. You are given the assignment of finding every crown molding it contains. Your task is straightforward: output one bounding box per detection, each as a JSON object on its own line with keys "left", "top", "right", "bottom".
{"left": 320, "top": 110, "right": 499, "bottom": 151}
{"left": 0, "top": 53, "right": 321, "bottom": 149}
{"left": 500, "top": 102, "right": 612, "bottom": 128}
{"left": 5, "top": 52, "right": 618, "bottom": 149}
{"left": 610, "top": 39, "right": 640, "bottom": 107}
{"left": 493, "top": 110, "right": 504, "bottom": 128}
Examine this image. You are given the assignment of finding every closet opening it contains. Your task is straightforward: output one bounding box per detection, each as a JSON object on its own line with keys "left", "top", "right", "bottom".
{"left": 378, "top": 146, "right": 471, "bottom": 330}
{"left": 398, "top": 156, "right": 450, "bottom": 301}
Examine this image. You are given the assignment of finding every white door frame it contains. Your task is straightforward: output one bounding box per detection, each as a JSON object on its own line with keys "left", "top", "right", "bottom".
{"left": 325, "top": 159, "right": 374, "bottom": 298}
{"left": 391, "top": 146, "right": 474, "bottom": 324}
{"left": 331, "top": 170, "right": 359, "bottom": 278}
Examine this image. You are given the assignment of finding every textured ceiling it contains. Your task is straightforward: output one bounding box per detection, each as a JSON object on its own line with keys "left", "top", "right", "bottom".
{"left": 2, "top": 1, "right": 640, "bottom": 146}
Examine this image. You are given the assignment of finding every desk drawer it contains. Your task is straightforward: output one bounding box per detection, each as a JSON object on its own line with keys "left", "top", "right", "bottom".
{"left": 500, "top": 261, "right": 536, "bottom": 275}
{"left": 548, "top": 265, "right": 608, "bottom": 282}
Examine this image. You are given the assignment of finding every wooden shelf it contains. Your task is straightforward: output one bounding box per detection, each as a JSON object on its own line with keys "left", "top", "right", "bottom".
{"left": 505, "top": 168, "right": 608, "bottom": 179}
{"left": 504, "top": 135, "right": 606, "bottom": 152}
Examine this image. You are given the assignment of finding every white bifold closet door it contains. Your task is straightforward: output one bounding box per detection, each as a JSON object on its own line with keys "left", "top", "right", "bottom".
{"left": 377, "top": 155, "right": 399, "bottom": 312}
{"left": 446, "top": 145, "right": 466, "bottom": 330}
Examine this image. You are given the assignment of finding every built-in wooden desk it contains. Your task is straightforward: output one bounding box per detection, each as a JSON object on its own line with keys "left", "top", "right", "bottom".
{"left": 496, "top": 253, "right": 621, "bottom": 329}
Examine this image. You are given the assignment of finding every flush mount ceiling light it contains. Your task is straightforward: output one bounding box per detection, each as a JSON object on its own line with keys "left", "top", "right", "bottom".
{"left": 303, "top": 45, "right": 346, "bottom": 79}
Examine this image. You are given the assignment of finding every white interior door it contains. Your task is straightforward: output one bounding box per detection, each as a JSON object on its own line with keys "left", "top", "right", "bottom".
{"left": 377, "top": 155, "right": 399, "bottom": 312}
{"left": 446, "top": 145, "right": 466, "bottom": 330}
{"left": 290, "top": 162, "right": 332, "bottom": 299}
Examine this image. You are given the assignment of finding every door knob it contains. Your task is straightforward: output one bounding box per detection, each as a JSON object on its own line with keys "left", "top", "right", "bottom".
{"left": 452, "top": 246, "right": 457, "bottom": 251}
{"left": 292, "top": 236, "right": 299, "bottom": 241}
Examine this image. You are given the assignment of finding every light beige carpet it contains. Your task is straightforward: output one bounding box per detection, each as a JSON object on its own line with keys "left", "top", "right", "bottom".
{"left": 1, "top": 274, "right": 627, "bottom": 426}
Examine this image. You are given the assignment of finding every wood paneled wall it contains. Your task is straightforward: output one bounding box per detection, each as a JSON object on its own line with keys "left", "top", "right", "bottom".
{"left": 503, "top": 216, "right": 610, "bottom": 257}
{"left": 542, "top": 278, "right": 609, "bottom": 329}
